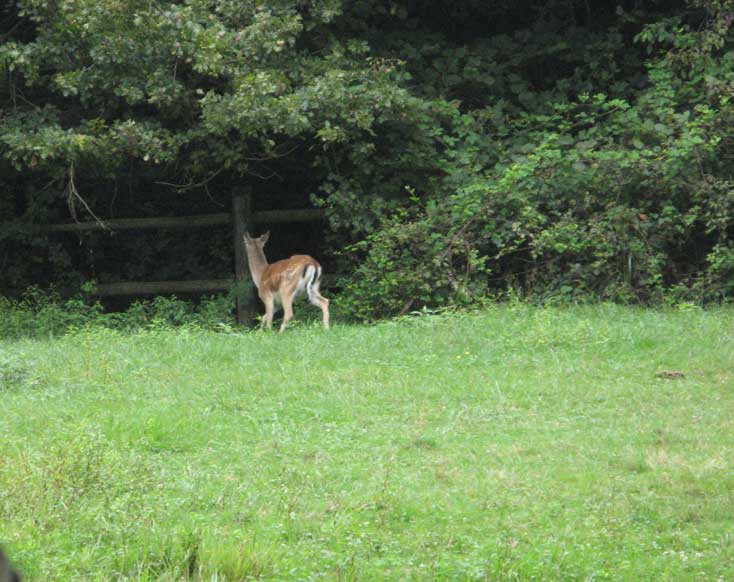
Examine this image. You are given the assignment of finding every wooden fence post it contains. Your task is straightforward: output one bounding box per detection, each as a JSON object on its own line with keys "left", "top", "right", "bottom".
{"left": 232, "top": 187, "right": 256, "bottom": 325}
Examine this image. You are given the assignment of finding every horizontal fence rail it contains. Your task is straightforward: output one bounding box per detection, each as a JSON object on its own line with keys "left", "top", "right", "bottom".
{"left": 94, "top": 279, "right": 233, "bottom": 296}
{"left": 6, "top": 186, "right": 332, "bottom": 325}
{"left": 93, "top": 274, "right": 340, "bottom": 297}
{"left": 46, "top": 208, "right": 325, "bottom": 233}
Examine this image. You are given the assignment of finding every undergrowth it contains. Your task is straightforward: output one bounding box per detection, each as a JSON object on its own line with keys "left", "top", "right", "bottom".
{"left": 0, "top": 288, "right": 238, "bottom": 339}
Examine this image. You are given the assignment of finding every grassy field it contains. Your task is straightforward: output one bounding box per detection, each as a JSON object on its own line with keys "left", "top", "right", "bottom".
{"left": 1, "top": 305, "right": 733, "bottom": 581}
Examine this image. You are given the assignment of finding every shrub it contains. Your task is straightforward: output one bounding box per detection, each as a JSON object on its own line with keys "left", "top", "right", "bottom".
{"left": 0, "top": 289, "right": 237, "bottom": 339}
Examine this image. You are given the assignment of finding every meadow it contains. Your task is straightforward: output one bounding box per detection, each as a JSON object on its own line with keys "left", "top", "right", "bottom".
{"left": 1, "top": 305, "right": 733, "bottom": 581}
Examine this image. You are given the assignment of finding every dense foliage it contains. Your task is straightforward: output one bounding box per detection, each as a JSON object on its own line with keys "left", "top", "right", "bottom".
{"left": 1, "top": 0, "right": 733, "bottom": 318}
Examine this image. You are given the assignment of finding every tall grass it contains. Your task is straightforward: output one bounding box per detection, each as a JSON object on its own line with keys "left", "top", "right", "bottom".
{"left": 1, "top": 304, "right": 733, "bottom": 580}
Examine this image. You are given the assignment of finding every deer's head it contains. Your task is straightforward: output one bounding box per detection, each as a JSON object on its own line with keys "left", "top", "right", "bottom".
{"left": 243, "top": 231, "right": 270, "bottom": 253}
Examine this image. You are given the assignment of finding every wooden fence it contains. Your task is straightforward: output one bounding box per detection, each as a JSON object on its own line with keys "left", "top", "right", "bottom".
{"left": 45, "top": 187, "right": 327, "bottom": 325}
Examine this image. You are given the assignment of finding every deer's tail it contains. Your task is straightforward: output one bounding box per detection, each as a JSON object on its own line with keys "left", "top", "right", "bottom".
{"left": 303, "top": 262, "right": 323, "bottom": 304}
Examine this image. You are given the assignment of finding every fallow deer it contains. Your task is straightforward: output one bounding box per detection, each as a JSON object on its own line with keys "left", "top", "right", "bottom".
{"left": 243, "top": 231, "right": 330, "bottom": 332}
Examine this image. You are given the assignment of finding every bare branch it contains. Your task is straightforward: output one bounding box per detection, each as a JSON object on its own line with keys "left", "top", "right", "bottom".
{"left": 155, "top": 166, "right": 226, "bottom": 191}
{"left": 398, "top": 298, "right": 415, "bottom": 315}
{"left": 242, "top": 143, "right": 301, "bottom": 161}
{"left": 203, "top": 181, "right": 225, "bottom": 208}
{"left": 66, "top": 163, "right": 109, "bottom": 231}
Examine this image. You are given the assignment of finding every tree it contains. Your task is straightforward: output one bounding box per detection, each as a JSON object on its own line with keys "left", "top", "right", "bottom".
{"left": 1, "top": 1, "right": 733, "bottom": 314}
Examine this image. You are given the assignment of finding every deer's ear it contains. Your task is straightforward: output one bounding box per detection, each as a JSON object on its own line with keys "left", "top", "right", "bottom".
{"left": 243, "top": 232, "right": 252, "bottom": 243}
{"left": 261, "top": 230, "right": 270, "bottom": 244}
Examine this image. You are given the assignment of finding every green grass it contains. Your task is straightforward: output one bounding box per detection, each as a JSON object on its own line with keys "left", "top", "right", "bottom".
{"left": 1, "top": 304, "right": 733, "bottom": 581}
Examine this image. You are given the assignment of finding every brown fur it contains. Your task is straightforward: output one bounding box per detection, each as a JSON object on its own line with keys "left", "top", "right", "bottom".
{"left": 259, "top": 255, "right": 320, "bottom": 295}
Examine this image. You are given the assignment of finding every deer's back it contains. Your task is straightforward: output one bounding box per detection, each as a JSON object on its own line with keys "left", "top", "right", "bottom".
{"left": 261, "top": 255, "right": 320, "bottom": 293}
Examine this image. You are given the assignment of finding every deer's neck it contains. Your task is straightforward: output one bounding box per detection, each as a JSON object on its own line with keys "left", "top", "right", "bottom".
{"left": 245, "top": 246, "right": 269, "bottom": 288}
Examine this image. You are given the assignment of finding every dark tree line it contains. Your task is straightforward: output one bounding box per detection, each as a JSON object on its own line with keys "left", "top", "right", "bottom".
{"left": 1, "top": 0, "right": 733, "bottom": 317}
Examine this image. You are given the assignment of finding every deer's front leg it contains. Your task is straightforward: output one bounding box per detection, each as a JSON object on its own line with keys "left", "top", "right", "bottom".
{"left": 261, "top": 293, "right": 275, "bottom": 330}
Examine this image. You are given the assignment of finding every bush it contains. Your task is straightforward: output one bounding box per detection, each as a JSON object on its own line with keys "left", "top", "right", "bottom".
{"left": 337, "top": 57, "right": 734, "bottom": 318}
{"left": 0, "top": 289, "right": 237, "bottom": 339}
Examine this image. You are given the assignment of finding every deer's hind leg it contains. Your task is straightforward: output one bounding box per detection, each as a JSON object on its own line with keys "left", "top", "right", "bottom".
{"left": 307, "top": 286, "right": 330, "bottom": 330}
{"left": 278, "top": 281, "right": 301, "bottom": 333}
